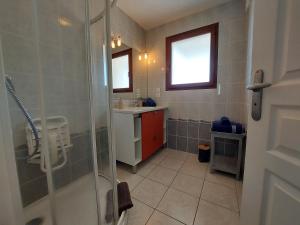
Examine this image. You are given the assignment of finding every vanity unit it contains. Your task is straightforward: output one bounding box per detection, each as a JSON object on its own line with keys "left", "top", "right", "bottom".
{"left": 113, "top": 106, "right": 167, "bottom": 172}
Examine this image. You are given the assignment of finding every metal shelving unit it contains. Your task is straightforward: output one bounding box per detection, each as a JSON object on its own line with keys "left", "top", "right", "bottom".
{"left": 210, "top": 131, "right": 246, "bottom": 179}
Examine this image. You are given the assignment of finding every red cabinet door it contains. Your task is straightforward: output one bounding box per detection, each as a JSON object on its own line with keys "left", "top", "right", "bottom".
{"left": 141, "top": 110, "right": 164, "bottom": 161}
{"left": 141, "top": 112, "right": 155, "bottom": 160}
{"left": 153, "top": 110, "right": 164, "bottom": 150}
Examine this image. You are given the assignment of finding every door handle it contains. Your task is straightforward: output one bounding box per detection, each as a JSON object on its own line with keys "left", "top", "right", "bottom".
{"left": 247, "top": 82, "right": 272, "bottom": 91}
{"left": 247, "top": 70, "right": 272, "bottom": 121}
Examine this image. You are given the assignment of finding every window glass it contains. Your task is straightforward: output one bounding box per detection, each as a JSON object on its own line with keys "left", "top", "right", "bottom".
{"left": 171, "top": 33, "right": 211, "bottom": 85}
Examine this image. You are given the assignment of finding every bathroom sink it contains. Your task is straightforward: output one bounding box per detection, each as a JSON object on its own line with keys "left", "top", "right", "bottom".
{"left": 113, "top": 106, "right": 167, "bottom": 114}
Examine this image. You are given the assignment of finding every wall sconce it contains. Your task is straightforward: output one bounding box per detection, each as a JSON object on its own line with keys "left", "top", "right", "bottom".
{"left": 117, "top": 36, "right": 122, "bottom": 47}
{"left": 138, "top": 52, "right": 156, "bottom": 65}
{"left": 111, "top": 34, "right": 121, "bottom": 49}
{"left": 58, "top": 17, "right": 72, "bottom": 27}
{"left": 111, "top": 40, "right": 116, "bottom": 49}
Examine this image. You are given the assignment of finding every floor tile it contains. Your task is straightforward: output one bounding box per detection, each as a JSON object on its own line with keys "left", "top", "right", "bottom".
{"left": 128, "top": 198, "right": 154, "bottom": 225}
{"left": 205, "top": 171, "right": 236, "bottom": 189}
{"left": 179, "top": 160, "right": 207, "bottom": 179}
{"left": 132, "top": 179, "right": 168, "bottom": 208}
{"left": 236, "top": 181, "right": 243, "bottom": 209}
{"left": 164, "top": 149, "right": 189, "bottom": 161}
{"left": 194, "top": 200, "right": 240, "bottom": 225}
{"left": 148, "top": 150, "right": 169, "bottom": 164}
{"left": 185, "top": 153, "right": 199, "bottom": 163}
{"left": 146, "top": 210, "right": 185, "bottom": 225}
{"left": 171, "top": 173, "right": 203, "bottom": 197}
{"left": 201, "top": 181, "right": 239, "bottom": 212}
{"left": 117, "top": 166, "right": 144, "bottom": 191}
{"left": 148, "top": 166, "right": 177, "bottom": 186}
{"left": 157, "top": 188, "right": 198, "bottom": 225}
{"left": 160, "top": 157, "right": 184, "bottom": 171}
{"left": 137, "top": 162, "right": 157, "bottom": 177}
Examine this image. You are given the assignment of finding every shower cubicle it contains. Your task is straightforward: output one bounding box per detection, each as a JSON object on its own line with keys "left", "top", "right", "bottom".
{"left": 0, "top": 0, "right": 121, "bottom": 224}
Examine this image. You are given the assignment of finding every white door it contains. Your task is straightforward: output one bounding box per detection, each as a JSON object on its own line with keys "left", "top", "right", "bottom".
{"left": 241, "top": 0, "right": 300, "bottom": 225}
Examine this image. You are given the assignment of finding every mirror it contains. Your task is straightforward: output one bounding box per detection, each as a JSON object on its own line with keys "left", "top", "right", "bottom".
{"left": 111, "top": 40, "right": 148, "bottom": 103}
{"left": 112, "top": 47, "right": 133, "bottom": 92}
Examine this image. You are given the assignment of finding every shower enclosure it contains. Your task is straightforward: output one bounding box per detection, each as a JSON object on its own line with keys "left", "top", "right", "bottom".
{"left": 0, "top": 0, "right": 119, "bottom": 225}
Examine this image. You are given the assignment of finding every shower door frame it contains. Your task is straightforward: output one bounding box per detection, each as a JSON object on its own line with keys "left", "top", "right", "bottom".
{"left": 0, "top": 39, "right": 24, "bottom": 225}
{"left": 0, "top": 0, "right": 118, "bottom": 224}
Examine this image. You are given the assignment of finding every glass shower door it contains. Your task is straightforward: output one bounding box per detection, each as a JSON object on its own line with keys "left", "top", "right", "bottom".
{"left": 0, "top": 0, "right": 117, "bottom": 224}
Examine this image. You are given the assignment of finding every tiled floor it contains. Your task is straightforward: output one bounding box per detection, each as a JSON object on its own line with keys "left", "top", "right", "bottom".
{"left": 117, "top": 148, "right": 242, "bottom": 225}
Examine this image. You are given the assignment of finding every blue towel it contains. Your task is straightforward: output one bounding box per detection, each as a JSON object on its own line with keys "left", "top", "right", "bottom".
{"left": 142, "top": 98, "right": 157, "bottom": 107}
{"left": 212, "top": 117, "right": 244, "bottom": 134}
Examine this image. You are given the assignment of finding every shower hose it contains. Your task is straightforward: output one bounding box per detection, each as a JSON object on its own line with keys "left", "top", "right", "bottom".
{"left": 5, "top": 76, "right": 40, "bottom": 159}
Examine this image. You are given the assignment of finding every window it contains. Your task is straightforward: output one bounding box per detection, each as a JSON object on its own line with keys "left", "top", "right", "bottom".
{"left": 166, "top": 23, "right": 218, "bottom": 90}
{"left": 112, "top": 48, "right": 133, "bottom": 93}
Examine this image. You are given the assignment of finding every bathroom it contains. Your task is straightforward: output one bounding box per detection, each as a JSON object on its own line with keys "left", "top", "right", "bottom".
{"left": 1, "top": 0, "right": 300, "bottom": 225}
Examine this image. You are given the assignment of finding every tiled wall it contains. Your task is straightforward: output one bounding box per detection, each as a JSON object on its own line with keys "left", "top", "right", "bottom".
{"left": 0, "top": 0, "right": 111, "bottom": 207}
{"left": 146, "top": 0, "right": 248, "bottom": 124}
{"left": 15, "top": 128, "right": 108, "bottom": 206}
{"left": 1, "top": 0, "right": 90, "bottom": 148}
{"left": 167, "top": 119, "right": 211, "bottom": 154}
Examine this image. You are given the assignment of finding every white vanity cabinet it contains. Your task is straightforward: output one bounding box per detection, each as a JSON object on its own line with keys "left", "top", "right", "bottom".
{"left": 113, "top": 106, "right": 167, "bottom": 172}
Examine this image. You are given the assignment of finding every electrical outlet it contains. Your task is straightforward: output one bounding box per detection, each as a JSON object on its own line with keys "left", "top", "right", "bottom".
{"left": 136, "top": 88, "right": 141, "bottom": 98}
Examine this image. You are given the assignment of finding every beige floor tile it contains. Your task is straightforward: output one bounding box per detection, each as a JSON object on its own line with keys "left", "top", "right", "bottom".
{"left": 164, "top": 149, "right": 189, "bottom": 161}
{"left": 179, "top": 160, "right": 207, "bottom": 179}
{"left": 117, "top": 166, "right": 144, "bottom": 191}
{"left": 148, "top": 166, "right": 177, "bottom": 186}
{"left": 160, "top": 157, "right": 184, "bottom": 171}
{"left": 128, "top": 198, "right": 154, "bottom": 225}
{"left": 148, "top": 149, "right": 169, "bottom": 164}
{"left": 117, "top": 165, "right": 131, "bottom": 179}
{"left": 201, "top": 181, "right": 239, "bottom": 212}
{"left": 194, "top": 200, "right": 240, "bottom": 225}
{"left": 236, "top": 181, "right": 243, "bottom": 209}
{"left": 205, "top": 171, "right": 236, "bottom": 189}
{"left": 171, "top": 173, "right": 203, "bottom": 197}
{"left": 132, "top": 179, "right": 168, "bottom": 208}
{"left": 157, "top": 188, "right": 199, "bottom": 225}
{"left": 185, "top": 153, "right": 199, "bottom": 163}
{"left": 146, "top": 210, "right": 185, "bottom": 225}
{"left": 137, "top": 161, "right": 157, "bottom": 177}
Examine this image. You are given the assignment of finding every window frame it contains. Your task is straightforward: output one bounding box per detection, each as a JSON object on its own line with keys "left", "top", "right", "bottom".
{"left": 165, "top": 23, "right": 219, "bottom": 91}
{"left": 112, "top": 48, "right": 133, "bottom": 93}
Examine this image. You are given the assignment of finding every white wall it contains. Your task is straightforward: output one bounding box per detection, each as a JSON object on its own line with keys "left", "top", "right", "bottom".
{"left": 146, "top": 0, "right": 248, "bottom": 124}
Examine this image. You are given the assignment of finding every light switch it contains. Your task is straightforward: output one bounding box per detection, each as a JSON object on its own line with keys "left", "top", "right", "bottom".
{"left": 217, "top": 83, "right": 221, "bottom": 95}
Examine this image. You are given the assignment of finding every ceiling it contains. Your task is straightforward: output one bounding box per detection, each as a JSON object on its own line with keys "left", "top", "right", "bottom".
{"left": 117, "top": 0, "right": 234, "bottom": 30}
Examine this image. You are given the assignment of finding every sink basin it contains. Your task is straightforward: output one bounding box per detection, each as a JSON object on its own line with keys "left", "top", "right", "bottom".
{"left": 113, "top": 106, "right": 167, "bottom": 114}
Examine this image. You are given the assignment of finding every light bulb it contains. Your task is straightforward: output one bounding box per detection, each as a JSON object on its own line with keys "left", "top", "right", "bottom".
{"left": 111, "top": 40, "right": 115, "bottom": 49}
{"left": 58, "top": 17, "right": 72, "bottom": 27}
{"left": 117, "top": 36, "right": 121, "bottom": 47}
{"left": 138, "top": 55, "right": 142, "bottom": 61}
{"left": 144, "top": 53, "right": 148, "bottom": 60}
{"left": 153, "top": 59, "right": 156, "bottom": 64}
